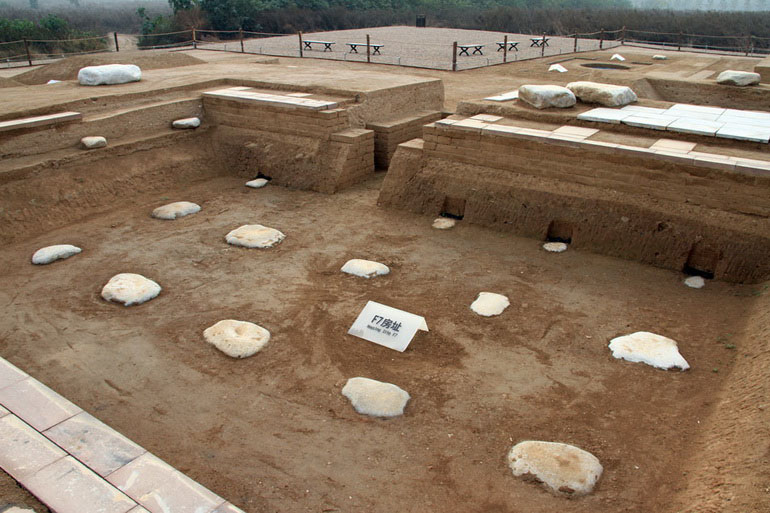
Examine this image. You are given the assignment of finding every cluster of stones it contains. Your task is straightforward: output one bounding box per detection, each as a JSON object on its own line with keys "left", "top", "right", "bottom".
{"left": 519, "top": 81, "right": 637, "bottom": 110}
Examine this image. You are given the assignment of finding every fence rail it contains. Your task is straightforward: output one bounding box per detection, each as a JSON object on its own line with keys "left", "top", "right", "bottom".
{"left": 1, "top": 26, "right": 768, "bottom": 71}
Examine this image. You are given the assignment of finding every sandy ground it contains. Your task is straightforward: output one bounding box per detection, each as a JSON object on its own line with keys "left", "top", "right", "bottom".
{"left": 0, "top": 171, "right": 757, "bottom": 513}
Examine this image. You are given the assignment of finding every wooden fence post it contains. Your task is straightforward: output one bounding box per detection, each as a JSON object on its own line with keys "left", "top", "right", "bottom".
{"left": 573, "top": 32, "right": 578, "bottom": 52}
{"left": 452, "top": 41, "right": 457, "bottom": 72}
{"left": 366, "top": 33, "right": 371, "bottom": 63}
{"left": 113, "top": 32, "right": 119, "bottom": 52}
{"left": 746, "top": 34, "right": 751, "bottom": 56}
{"left": 503, "top": 34, "right": 508, "bottom": 63}
{"left": 298, "top": 31, "right": 303, "bottom": 57}
{"left": 599, "top": 28, "right": 605, "bottom": 50}
{"left": 23, "top": 39, "right": 31, "bottom": 66}
{"left": 192, "top": 28, "right": 197, "bottom": 49}
{"left": 621, "top": 25, "right": 626, "bottom": 45}
{"left": 541, "top": 33, "right": 545, "bottom": 57}
{"left": 678, "top": 31, "right": 683, "bottom": 51}
{"left": 239, "top": 28, "right": 244, "bottom": 53}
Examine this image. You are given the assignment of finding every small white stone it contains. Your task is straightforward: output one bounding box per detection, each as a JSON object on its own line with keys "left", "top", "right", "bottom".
{"left": 203, "top": 319, "right": 270, "bottom": 358}
{"left": 101, "top": 273, "right": 161, "bottom": 306}
{"left": 508, "top": 441, "right": 603, "bottom": 496}
{"left": 46, "top": 79, "right": 61, "bottom": 84}
{"left": 684, "top": 276, "right": 705, "bottom": 289}
{"left": 172, "top": 117, "right": 201, "bottom": 129}
{"left": 81, "top": 136, "right": 107, "bottom": 149}
{"left": 548, "top": 64, "right": 568, "bottom": 73}
{"left": 341, "top": 259, "right": 390, "bottom": 278}
{"left": 226, "top": 224, "right": 285, "bottom": 248}
{"left": 609, "top": 331, "right": 690, "bottom": 370}
{"left": 341, "top": 377, "right": 410, "bottom": 418}
{"left": 151, "top": 201, "right": 201, "bottom": 220}
{"left": 716, "top": 70, "right": 760, "bottom": 86}
{"left": 5, "top": 508, "right": 37, "bottom": 513}
{"left": 432, "top": 217, "right": 456, "bottom": 229}
{"left": 652, "top": 55, "right": 668, "bottom": 60}
{"left": 470, "top": 292, "right": 510, "bottom": 317}
{"left": 610, "top": 53, "right": 626, "bottom": 61}
{"left": 245, "top": 178, "right": 269, "bottom": 188}
{"left": 32, "top": 244, "right": 81, "bottom": 265}
{"left": 543, "top": 242, "right": 568, "bottom": 253}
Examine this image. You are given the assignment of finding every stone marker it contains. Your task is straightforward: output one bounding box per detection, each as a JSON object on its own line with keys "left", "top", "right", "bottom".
{"left": 470, "top": 292, "right": 510, "bottom": 317}
{"left": 608, "top": 331, "right": 690, "bottom": 370}
{"left": 341, "top": 377, "right": 410, "bottom": 417}
{"left": 548, "top": 64, "right": 568, "bottom": 73}
{"left": 507, "top": 441, "right": 603, "bottom": 496}
{"left": 432, "top": 217, "right": 456, "bottom": 230}
{"left": 81, "top": 136, "right": 106, "bottom": 149}
{"left": 151, "top": 201, "right": 201, "bottom": 220}
{"left": 684, "top": 276, "right": 705, "bottom": 289}
{"left": 32, "top": 244, "right": 81, "bottom": 264}
{"left": 610, "top": 53, "right": 626, "bottom": 61}
{"left": 653, "top": 55, "right": 668, "bottom": 60}
{"left": 172, "top": 117, "right": 201, "bottom": 129}
{"left": 226, "top": 224, "right": 285, "bottom": 248}
{"left": 518, "top": 85, "right": 576, "bottom": 109}
{"left": 341, "top": 259, "right": 390, "bottom": 278}
{"left": 46, "top": 79, "right": 61, "bottom": 84}
{"left": 203, "top": 319, "right": 270, "bottom": 358}
{"left": 566, "top": 81, "right": 638, "bottom": 107}
{"left": 716, "top": 70, "right": 760, "bottom": 86}
{"left": 101, "top": 273, "right": 161, "bottom": 306}
{"left": 543, "top": 242, "right": 568, "bottom": 253}
{"left": 78, "top": 64, "right": 141, "bottom": 86}
{"left": 245, "top": 178, "right": 269, "bottom": 188}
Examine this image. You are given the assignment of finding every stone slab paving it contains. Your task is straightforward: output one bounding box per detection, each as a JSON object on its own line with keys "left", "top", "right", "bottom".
{"left": 0, "top": 112, "right": 82, "bottom": 133}
{"left": 0, "top": 357, "right": 245, "bottom": 513}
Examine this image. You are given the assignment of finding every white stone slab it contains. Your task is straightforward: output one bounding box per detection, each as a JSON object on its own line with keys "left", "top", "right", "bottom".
{"left": 81, "top": 136, "right": 107, "bottom": 149}
{"left": 519, "top": 85, "right": 575, "bottom": 109}
{"left": 226, "top": 225, "right": 285, "bottom": 248}
{"left": 508, "top": 441, "right": 603, "bottom": 496}
{"left": 716, "top": 115, "right": 770, "bottom": 128}
{"left": 716, "top": 124, "right": 770, "bottom": 143}
{"left": 620, "top": 106, "right": 668, "bottom": 115}
{"left": 684, "top": 276, "right": 705, "bottom": 289}
{"left": 203, "top": 320, "right": 270, "bottom": 358}
{"left": 341, "top": 377, "right": 410, "bottom": 418}
{"left": 722, "top": 108, "right": 770, "bottom": 121}
{"left": 669, "top": 104, "right": 725, "bottom": 115}
{"left": 151, "top": 201, "right": 200, "bottom": 220}
{"left": 552, "top": 126, "right": 599, "bottom": 138}
{"left": 341, "top": 259, "right": 390, "bottom": 278}
{"left": 543, "top": 242, "right": 568, "bottom": 253}
{"left": 432, "top": 217, "right": 456, "bottom": 229}
{"left": 610, "top": 53, "right": 625, "bottom": 61}
{"left": 609, "top": 331, "right": 690, "bottom": 370}
{"left": 649, "top": 139, "right": 697, "bottom": 152}
{"left": 663, "top": 107, "right": 721, "bottom": 121}
{"left": 172, "top": 117, "right": 200, "bottom": 129}
{"left": 245, "top": 178, "right": 269, "bottom": 188}
{"left": 470, "top": 292, "right": 510, "bottom": 317}
{"left": 653, "top": 54, "right": 668, "bottom": 60}
{"left": 622, "top": 114, "right": 678, "bottom": 130}
{"left": 32, "top": 244, "right": 81, "bottom": 264}
{"left": 577, "top": 108, "right": 632, "bottom": 124}
{"left": 666, "top": 118, "right": 724, "bottom": 137}
{"left": 469, "top": 114, "right": 503, "bottom": 122}
{"left": 484, "top": 90, "right": 518, "bottom": 102}
{"left": 0, "top": 414, "right": 66, "bottom": 479}
{"left": 78, "top": 64, "right": 141, "bottom": 86}
{"left": 101, "top": 273, "right": 161, "bottom": 306}
{"left": 0, "top": 378, "right": 82, "bottom": 431}
{"left": 548, "top": 64, "right": 568, "bottom": 73}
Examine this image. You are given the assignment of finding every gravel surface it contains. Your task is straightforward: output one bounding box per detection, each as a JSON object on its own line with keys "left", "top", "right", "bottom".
{"left": 196, "top": 25, "right": 618, "bottom": 71}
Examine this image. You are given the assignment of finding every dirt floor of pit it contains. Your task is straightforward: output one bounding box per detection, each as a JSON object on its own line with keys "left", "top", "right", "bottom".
{"left": 0, "top": 173, "right": 763, "bottom": 513}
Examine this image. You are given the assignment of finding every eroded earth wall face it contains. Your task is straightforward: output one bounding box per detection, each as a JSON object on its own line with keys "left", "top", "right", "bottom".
{"left": 379, "top": 124, "right": 770, "bottom": 283}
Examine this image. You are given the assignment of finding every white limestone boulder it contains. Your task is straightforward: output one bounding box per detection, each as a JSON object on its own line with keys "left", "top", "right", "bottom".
{"left": 518, "top": 85, "right": 576, "bottom": 109}
{"left": 81, "top": 136, "right": 107, "bottom": 149}
{"left": 610, "top": 53, "right": 625, "bottom": 61}
{"left": 652, "top": 55, "right": 668, "bottom": 60}
{"left": 151, "top": 201, "right": 201, "bottom": 220}
{"left": 341, "top": 259, "right": 390, "bottom": 278}
{"left": 342, "top": 377, "right": 410, "bottom": 418}
{"left": 31, "top": 244, "right": 81, "bottom": 264}
{"left": 203, "top": 319, "right": 270, "bottom": 358}
{"left": 566, "top": 81, "right": 638, "bottom": 107}
{"left": 548, "top": 64, "right": 567, "bottom": 73}
{"left": 101, "top": 273, "right": 161, "bottom": 306}
{"left": 470, "top": 292, "right": 510, "bottom": 317}
{"left": 507, "top": 441, "right": 603, "bottom": 496}
{"left": 543, "top": 242, "right": 568, "bottom": 253}
{"left": 716, "top": 70, "right": 760, "bottom": 86}
{"left": 432, "top": 217, "right": 456, "bottom": 229}
{"left": 609, "top": 331, "right": 690, "bottom": 370}
{"left": 245, "top": 178, "right": 269, "bottom": 188}
{"left": 78, "top": 64, "right": 141, "bottom": 86}
{"left": 684, "top": 276, "right": 705, "bottom": 289}
{"left": 226, "top": 224, "right": 285, "bottom": 248}
{"left": 172, "top": 117, "right": 201, "bottom": 129}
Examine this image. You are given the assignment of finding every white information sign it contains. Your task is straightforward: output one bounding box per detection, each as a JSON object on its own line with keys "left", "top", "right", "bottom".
{"left": 348, "top": 301, "right": 428, "bottom": 352}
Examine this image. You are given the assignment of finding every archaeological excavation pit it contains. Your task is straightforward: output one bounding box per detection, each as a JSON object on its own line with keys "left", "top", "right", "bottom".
{"left": 1, "top": 41, "right": 769, "bottom": 513}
